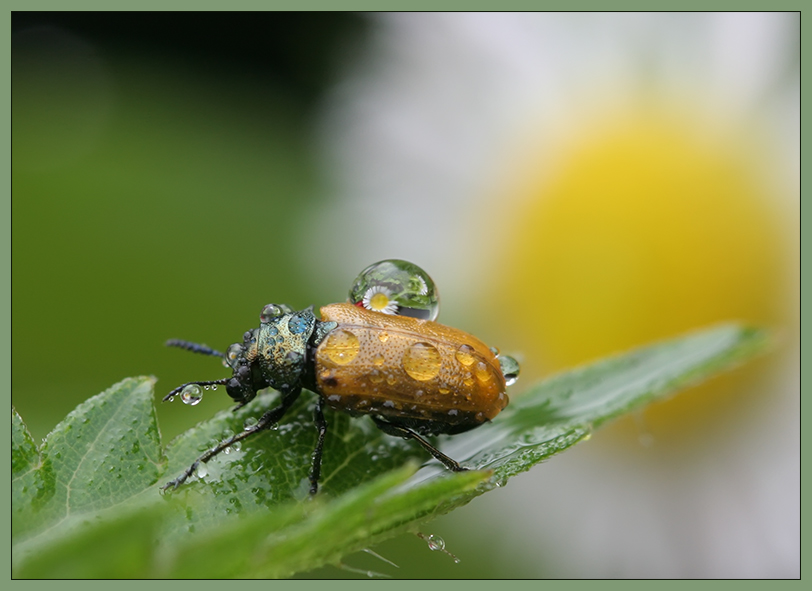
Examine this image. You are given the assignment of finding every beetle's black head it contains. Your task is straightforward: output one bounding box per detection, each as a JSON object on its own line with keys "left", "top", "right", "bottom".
{"left": 164, "top": 304, "right": 317, "bottom": 407}
{"left": 222, "top": 304, "right": 317, "bottom": 405}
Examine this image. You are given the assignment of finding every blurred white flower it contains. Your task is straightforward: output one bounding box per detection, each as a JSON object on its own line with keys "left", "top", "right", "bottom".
{"left": 309, "top": 13, "right": 798, "bottom": 577}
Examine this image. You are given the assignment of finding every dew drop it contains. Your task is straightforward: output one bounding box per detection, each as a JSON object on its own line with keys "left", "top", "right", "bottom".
{"left": 417, "top": 531, "right": 460, "bottom": 563}
{"left": 474, "top": 361, "right": 492, "bottom": 383}
{"left": 260, "top": 303, "right": 291, "bottom": 323}
{"left": 378, "top": 332, "right": 389, "bottom": 343}
{"left": 373, "top": 354, "right": 385, "bottom": 366}
{"left": 402, "top": 342, "right": 441, "bottom": 381}
{"left": 455, "top": 344, "right": 476, "bottom": 367}
{"left": 180, "top": 384, "right": 203, "bottom": 406}
{"left": 498, "top": 355, "right": 521, "bottom": 387}
{"left": 426, "top": 534, "right": 444, "bottom": 551}
{"left": 322, "top": 329, "right": 360, "bottom": 365}
{"left": 244, "top": 417, "right": 258, "bottom": 430}
{"left": 225, "top": 343, "right": 244, "bottom": 370}
{"left": 349, "top": 259, "right": 440, "bottom": 320}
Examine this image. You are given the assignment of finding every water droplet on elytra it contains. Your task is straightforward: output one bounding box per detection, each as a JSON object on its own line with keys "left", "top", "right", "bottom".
{"left": 474, "top": 361, "right": 492, "bottom": 383}
{"left": 455, "top": 344, "right": 476, "bottom": 367}
{"left": 402, "top": 342, "right": 441, "bottom": 381}
{"left": 322, "top": 329, "right": 360, "bottom": 365}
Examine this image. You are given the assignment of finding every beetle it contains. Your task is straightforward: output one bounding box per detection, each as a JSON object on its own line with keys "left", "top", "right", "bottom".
{"left": 162, "top": 265, "right": 519, "bottom": 495}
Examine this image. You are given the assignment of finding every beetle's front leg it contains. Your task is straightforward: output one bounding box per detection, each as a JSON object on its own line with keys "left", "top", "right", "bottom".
{"left": 162, "top": 386, "right": 303, "bottom": 491}
{"left": 308, "top": 396, "right": 328, "bottom": 495}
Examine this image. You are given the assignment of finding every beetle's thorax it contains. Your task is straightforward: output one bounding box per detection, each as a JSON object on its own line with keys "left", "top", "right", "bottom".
{"left": 244, "top": 309, "right": 318, "bottom": 391}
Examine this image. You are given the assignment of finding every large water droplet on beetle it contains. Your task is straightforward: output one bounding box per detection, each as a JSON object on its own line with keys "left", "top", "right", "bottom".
{"left": 349, "top": 259, "right": 440, "bottom": 321}
{"left": 180, "top": 384, "right": 203, "bottom": 405}
{"left": 402, "top": 342, "right": 441, "bottom": 381}
{"left": 322, "top": 329, "right": 360, "bottom": 365}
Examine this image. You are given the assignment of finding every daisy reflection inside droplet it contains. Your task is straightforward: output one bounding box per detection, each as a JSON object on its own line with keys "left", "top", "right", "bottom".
{"left": 348, "top": 259, "right": 440, "bottom": 321}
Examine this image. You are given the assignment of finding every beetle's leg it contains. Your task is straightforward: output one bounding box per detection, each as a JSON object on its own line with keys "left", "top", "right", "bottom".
{"left": 162, "top": 378, "right": 231, "bottom": 402}
{"left": 165, "top": 339, "right": 226, "bottom": 359}
{"left": 162, "top": 386, "right": 303, "bottom": 491}
{"left": 308, "top": 396, "right": 328, "bottom": 495}
{"left": 371, "top": 417, "right": 468, "bottom": 472}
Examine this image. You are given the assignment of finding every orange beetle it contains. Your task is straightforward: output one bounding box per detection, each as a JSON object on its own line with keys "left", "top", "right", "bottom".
{"left": 316, "top": 303, "right": 508, "bottom": 430}
{"left": 162, "top": 261, "right": 519, "bottom": 494}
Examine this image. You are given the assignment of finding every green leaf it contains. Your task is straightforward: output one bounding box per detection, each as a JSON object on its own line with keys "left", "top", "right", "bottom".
{"left": 12, "top": 377, "right": 166, "bottom": 566}
{"left": 12, "top": 324, "right": 767, "bottom": 578}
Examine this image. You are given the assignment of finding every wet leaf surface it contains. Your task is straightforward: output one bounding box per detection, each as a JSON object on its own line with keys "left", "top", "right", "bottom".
{"left": 12, "top": 323, "right": 767, "bottom": 578}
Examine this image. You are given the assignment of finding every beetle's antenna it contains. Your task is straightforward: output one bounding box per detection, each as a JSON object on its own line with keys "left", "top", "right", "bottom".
{"left": 165, "top": 339, "right": 225, "bottom": 359}
{"left": 163, "top": 378, "right": 230, "bottom": 402}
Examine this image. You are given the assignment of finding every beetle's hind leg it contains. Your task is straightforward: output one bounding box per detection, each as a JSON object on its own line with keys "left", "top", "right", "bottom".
{"left": 162, "top": 386, "right": 303, "bottom": 491}
{"left": 371, "top": 417, "right": 467, "bottom": 472}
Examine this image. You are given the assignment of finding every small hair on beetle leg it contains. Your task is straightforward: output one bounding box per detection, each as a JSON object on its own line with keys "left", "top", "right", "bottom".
{"left": 165, "top": 339, "right": 226, "bottom": 359}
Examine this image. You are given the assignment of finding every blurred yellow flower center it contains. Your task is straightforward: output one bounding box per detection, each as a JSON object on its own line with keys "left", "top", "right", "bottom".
{"left": 496, "top": 111, "right": 790, "bottom": 440}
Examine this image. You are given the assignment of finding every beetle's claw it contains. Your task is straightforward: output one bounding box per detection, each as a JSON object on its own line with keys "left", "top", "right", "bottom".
{"left": 162, "top": 474, "right": 187, "bottom": 492}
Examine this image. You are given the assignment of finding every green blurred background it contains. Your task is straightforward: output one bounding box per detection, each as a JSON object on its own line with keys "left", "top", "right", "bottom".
{"left": 12, "top": 12, "right": 363, "bottom": 440}
{"left": 12, "top": 12, "right": 799, "bottom": 578}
